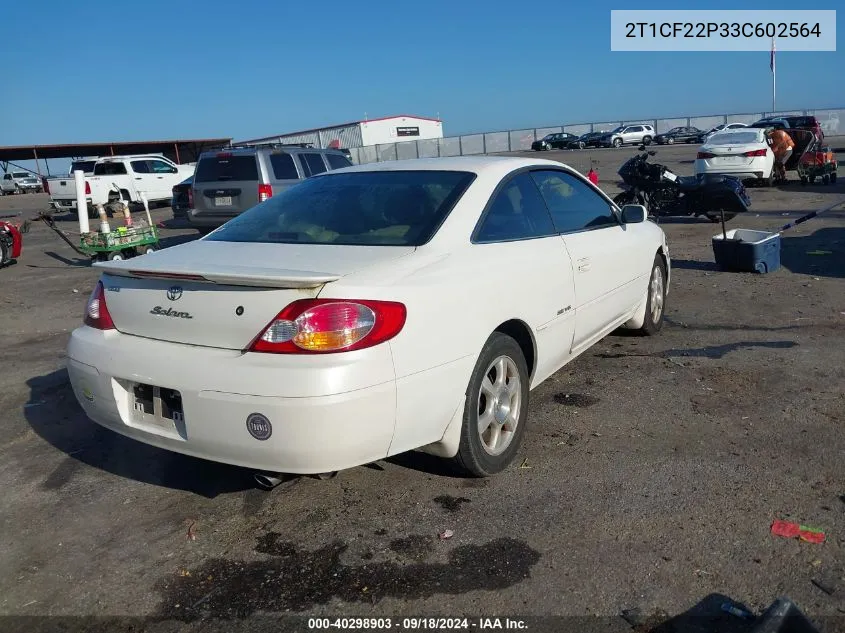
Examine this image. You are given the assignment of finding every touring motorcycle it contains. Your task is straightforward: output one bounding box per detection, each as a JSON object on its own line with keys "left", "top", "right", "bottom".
{"left": 613, "top": 145, "right": 751, "bottom": 222}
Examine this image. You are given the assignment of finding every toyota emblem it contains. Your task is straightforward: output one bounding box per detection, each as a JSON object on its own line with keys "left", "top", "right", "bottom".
{"left": 167, "top": 286, "right": 183, "bottom": 301}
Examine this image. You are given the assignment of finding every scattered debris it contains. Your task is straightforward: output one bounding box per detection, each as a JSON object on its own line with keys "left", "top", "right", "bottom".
{"left": 21, "top": 600, "right": 37, "bottom": 608}
{"left": 591, "top": 432, "right": 602, "bottom": 437}
{"left": 186, "top": 520, "right": 197, "bottom": 541}
{"left": 438, "top": 529, "right": 454, "bottom": 540}
{"left": 806, "top": 250, "right": 832, "bottom": 256}
{"left": 811, "top": 577, "right": 837, "bottom": 595}
{"left": 518, "top": 458, "right": 532, "bottom": 469}
{"left": 72, "top": 289, "right": 79, "bottom": 293}
{"left": 620, "top": 607, "right": 645, "bottom": 627}
{"left": 771, "top": 519, "right": 826, "bottom": 543}
{"left": 721, "top": 602, "right": 754, "bottom": 619}
{"left": 693, "top": 569, "right": 713, "bottom": 577}
{"left": 178, "top": 569, "right": 191, "bottom": 577}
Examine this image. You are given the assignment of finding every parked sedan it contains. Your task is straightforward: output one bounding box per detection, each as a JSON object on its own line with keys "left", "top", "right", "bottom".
{"left": 170, "top": 176, "right": 193, "bottom": 220}
{"left": 694, "top": 129, "right": 775, "bottom": 186}
{"left": 66, "top": 157, "right": 670, "bottom": 479}
{"left": 531, "top": 132, "right": 579, "bottom": 151}
{"left": 568, "top": 131, "right": 607, "bottom": 149}
{"left": 654, "top": 127, "right": 703, "bottom": 145}
{"left": 700, "top": 122, "right": 748, "bottom": 142}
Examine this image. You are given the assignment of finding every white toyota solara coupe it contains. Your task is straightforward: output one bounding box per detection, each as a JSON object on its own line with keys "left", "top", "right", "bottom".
{"left": 67, "top": 157, "right": 670, "bottom": 479}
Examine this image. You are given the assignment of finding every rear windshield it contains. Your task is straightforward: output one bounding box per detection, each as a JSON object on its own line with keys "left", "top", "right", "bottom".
{"left": 708, "top": 132, "right": 760, "bottom": 145}
{"left": 71, "top": 161, "right": 97, "bottom": 173}
{"left": 94, "top": 162, "right": 127, "bottom": 175}
{"left": 207, "top": 170, "right": 476, "bottom": 247}
{"left": 195, "top": 155, "right": 259, "bottom": 183}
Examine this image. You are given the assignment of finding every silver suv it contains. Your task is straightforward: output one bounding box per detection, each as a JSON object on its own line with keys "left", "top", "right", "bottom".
{"left": 599, "top": 124, "right": 656, "bottom": 148}
{"left": 188, "top": 143, "right": 354, "bottom": 231}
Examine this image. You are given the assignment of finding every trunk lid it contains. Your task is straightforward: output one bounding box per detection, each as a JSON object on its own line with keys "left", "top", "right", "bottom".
{"left": 95, "top": 240, "right": 414, "bottom": 349}
{"left": 701, "top": 142, "right": 764, "bottom": 167}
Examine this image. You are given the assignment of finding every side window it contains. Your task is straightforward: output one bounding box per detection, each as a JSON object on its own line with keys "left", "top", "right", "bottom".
{"left": 3, "top": 175, "right": 11, "bottom": 181}
{"left": 530, "top": 170, "right": 617, "bottom": 234}
{"left": 299, "top": 153, "right": 328, "bottom": 177}
{"left": 629, "top": 126, "right": 643, "bottom": 133}
{"left": 326, "top": 153, "right": 353, "bottom": 170}
{"left": 131, "top": 160, "right": 150, "bottom": 174}
{"left": 149, "top": 159, "right": 175, "bottom": 174}
{"left": 269, "top": 153, "right": 299, "bottom": 180}
{"left": 474, "top": 172, "right": 556, "bottom": 242}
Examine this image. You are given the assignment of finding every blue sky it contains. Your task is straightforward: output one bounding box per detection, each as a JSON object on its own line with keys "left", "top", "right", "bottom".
{"left": 0, "top": 0, "right": 842, "bottom": 151}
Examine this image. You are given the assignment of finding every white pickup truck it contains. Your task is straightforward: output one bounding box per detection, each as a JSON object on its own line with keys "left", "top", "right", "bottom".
{"left": 45, "top": 160, "right": 98, "bottom": 210}
{"left": 47, "top": 154, "right": 195, "bottom": 215}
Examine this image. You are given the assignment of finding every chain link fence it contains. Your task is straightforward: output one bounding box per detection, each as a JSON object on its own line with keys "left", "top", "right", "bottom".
{"left": 348, "top": 108, "right": 844, "bottom": 165}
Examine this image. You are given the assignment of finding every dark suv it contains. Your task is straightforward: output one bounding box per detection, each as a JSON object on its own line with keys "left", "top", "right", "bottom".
{"left": 189, "top": 144, "right": 354, "bottom": 231}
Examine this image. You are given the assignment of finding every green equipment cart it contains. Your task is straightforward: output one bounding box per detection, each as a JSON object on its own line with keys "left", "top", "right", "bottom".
{"left": 38, "top": 212, "right": 160, "bottom": 262}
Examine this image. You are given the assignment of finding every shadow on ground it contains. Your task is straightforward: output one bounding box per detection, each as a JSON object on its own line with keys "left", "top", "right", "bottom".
{"left": 781, "top": 227, "right": 845, "bottom": 278}
{"left": 24, "top": 369, "right": 257, "bottom": 498}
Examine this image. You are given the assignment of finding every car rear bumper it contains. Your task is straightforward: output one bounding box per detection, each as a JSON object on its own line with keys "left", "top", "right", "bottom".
{"left": 188, "top": 208, "right": 241, "bottom": 228}
{"left": 694, "top": 159, "right": 768, "bottom": 180}
{"left": 66, "top": 326, "right": 397, "bottom": 474}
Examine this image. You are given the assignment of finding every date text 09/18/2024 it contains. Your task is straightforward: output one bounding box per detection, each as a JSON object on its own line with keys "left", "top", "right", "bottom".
{"left": 307, "top": 617, "right": 528, "bottom": 630}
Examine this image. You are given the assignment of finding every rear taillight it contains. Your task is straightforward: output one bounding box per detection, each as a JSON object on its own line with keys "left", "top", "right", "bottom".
{"left": 188, "top": 187, "right": 194, "bottom": 207}
{"left": 258, "top": 183, "right": 273, "bottom": 203}
{"left": 84, "top": 281, "right": 115, "bottom": 330}
{"left": 249, "top": 299, "right": 406, "bottom": 354}
{"left": 744, "top": 149, "right": 768, "bottom": 157}
{"left": 84, "top": 181, "right": 91, "bottom": 195}
{"left": 697, "top": 152, "right": 715, "bottom": 159}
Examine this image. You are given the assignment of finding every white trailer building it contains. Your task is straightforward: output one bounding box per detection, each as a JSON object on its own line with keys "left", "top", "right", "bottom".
{"left": 238, "top": 115, "right": 443, "bottom": 150}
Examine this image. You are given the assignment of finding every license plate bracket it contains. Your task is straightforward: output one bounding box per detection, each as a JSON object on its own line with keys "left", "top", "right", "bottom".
{"left": 130, "top": 383, "right": 186, "bottom": 439}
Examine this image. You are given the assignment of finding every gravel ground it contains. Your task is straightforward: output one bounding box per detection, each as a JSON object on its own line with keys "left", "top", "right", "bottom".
{"left": 1, "top": 141, "right": 844, "bottom": 632}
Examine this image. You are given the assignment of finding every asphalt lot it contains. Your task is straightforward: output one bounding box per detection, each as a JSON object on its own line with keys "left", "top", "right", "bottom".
{"left": 1, "top": 141, "right": 845, "bottom": 632}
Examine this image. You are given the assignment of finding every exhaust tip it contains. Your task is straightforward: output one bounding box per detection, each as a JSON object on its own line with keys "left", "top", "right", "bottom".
{"left": 254, "top": 472, "right": 283, "bottom": 490}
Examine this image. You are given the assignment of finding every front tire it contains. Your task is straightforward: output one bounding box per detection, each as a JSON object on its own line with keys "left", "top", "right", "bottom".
{"left": 613, "top": 191, "right": 637, "bottom": 207}
{"left": 612, "top": 138, "right": 622, "bottom": 148}
{"left": 639, "top": 256, "right": 667, "bottom": 336}
{"left": 453, "top": 333, "right": 530, "bottom": 477}
{"left": 667, "top": 137, "right": 674, "bottom": 145}
{"left": 0, "top": 239, "right": 8, "bottom": 267}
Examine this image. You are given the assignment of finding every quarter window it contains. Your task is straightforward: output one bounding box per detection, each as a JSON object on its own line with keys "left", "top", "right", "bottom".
{"left": 269, "top": 153, "right": 299, "bottom": 180}
{"left": 475, "top": 173, "right": 556, "bottom": 242}
{"left": 299, "top": 153, "right": 328, "bottom": 177}
{"left": 530, "top": 170, "right": 617, "bottom": 234}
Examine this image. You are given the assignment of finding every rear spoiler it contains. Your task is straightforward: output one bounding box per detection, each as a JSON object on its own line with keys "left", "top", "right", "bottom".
{"left": 93, "top": 261, "right": 341, "bottom": 289}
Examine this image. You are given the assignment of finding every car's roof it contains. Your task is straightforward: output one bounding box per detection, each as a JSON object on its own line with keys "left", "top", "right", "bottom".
{"left": 327, "top": 156, "right": 570, "bottom": 176}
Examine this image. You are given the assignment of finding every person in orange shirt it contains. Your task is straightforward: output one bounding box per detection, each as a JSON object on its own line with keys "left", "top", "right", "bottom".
{"left": 767, "top": 128, "right": 795, "bottom": 181}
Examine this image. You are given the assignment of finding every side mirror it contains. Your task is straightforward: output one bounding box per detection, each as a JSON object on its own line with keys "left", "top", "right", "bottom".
{"left": 621, "top": 204, "right": 647, "bottom": 224}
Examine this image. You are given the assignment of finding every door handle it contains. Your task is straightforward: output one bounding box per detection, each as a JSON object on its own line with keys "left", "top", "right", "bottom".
{"left": 135, "top": 177, "right": 143, "bottom": 180}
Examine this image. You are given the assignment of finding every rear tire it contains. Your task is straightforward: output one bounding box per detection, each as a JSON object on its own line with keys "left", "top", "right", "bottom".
{"left": 643, "top": 136, "right": 652, "bottom": 145}
{"left": 667, "top": 137, "right": 675, "bottom": 145}
{"left": 0, "top": 239, "right": 8, "bottom": 267}
{"left": 453, "top": 333, "right": 530, "bottom": 477}
{"left": 138, "top": 245, "right": 157, "bottom": 255}
{"left": 639, "top": 256, "right": 667, "bottom": 336}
